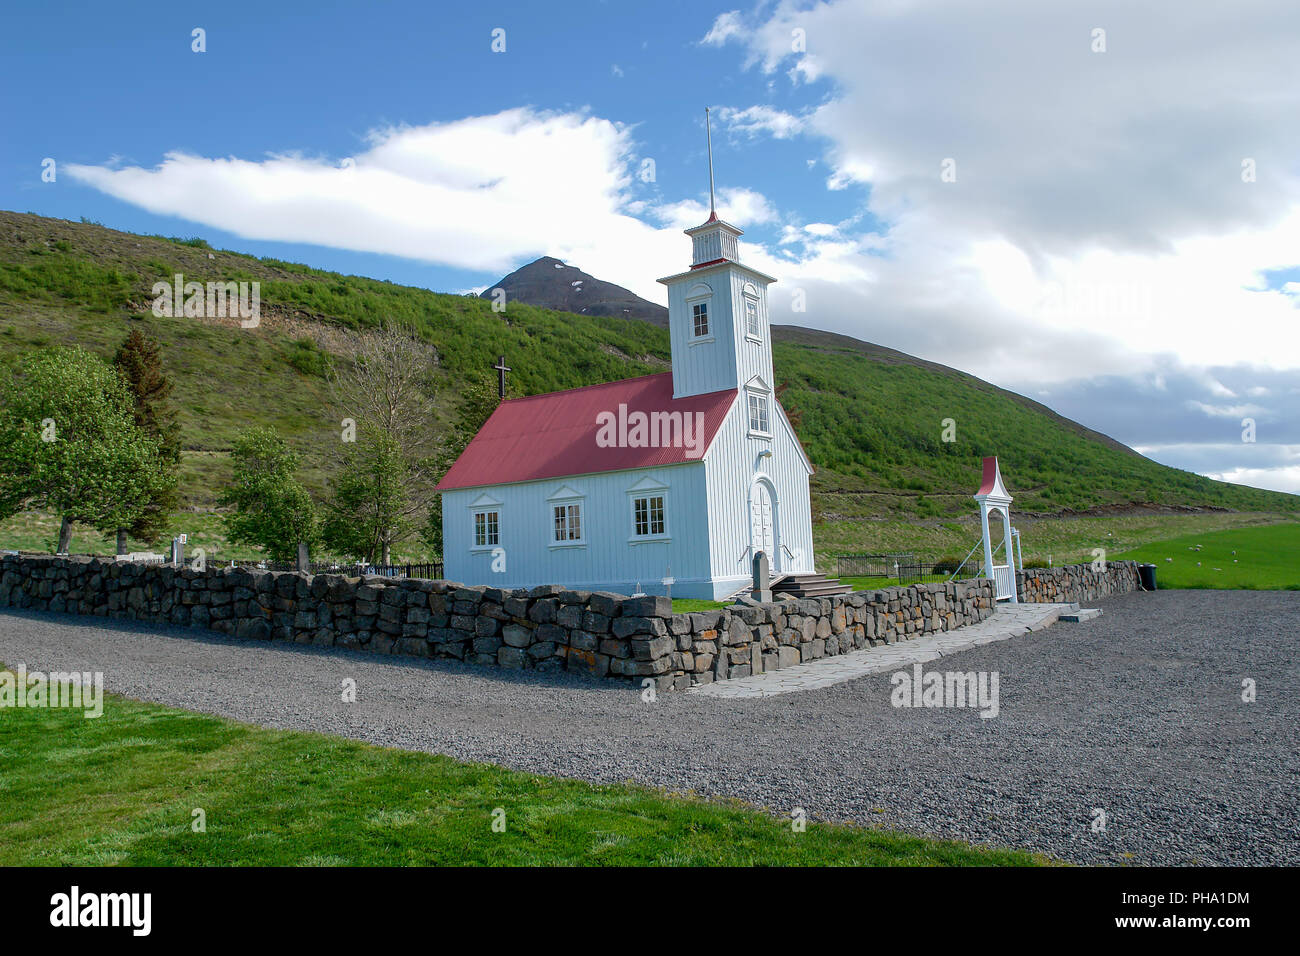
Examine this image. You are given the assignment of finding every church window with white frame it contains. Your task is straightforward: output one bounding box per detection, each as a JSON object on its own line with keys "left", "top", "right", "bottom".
{"left": 553, "top": 503, "right": 582, "bottom": 542}
{"left": 472, "top": 510, "right": 499, "bottom": 548}
{"left": 747, "top": 392, "right": 770, "bottom": 434}
{"left": 745, "top": 297, "right": 759, "bottom": 339}
{"left": 692, "top": 301, "right": 709, "bottom": 337}
{"left": 632, "top": 494, "right": 666, "bottom": 537}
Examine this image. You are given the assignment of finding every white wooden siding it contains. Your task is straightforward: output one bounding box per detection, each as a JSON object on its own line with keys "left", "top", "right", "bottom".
{"left": 665, "top": 262, "right": 776, "bottom": 401}
{"left": 702, "top": 397, "right": 815, "bottom": 598}
{"left": 441, "top": 463, "right": 716, "bottom": 598}
{"left": 666, "top": 275, "right": 738, "bottom": 398}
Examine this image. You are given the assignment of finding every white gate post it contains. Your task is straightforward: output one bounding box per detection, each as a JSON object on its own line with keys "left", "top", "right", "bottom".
{"left": 973, "top": 457, "right": 1016, "bottom": 602}
{"left": 1001, "top": 507, "right": 1018, "bottom": 603}
{"left": 979, "top": 504, "right": 994, "bottom": 579}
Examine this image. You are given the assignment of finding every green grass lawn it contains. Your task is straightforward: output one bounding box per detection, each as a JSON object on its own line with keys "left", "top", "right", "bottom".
{"left": 0, "top": 677, "right": 1047, "bottom": 866}
{"left": 814, "top": 509, "right": 1294, "bottom": 570}
{"left": 838, "top": 574, "right": 953, "bottom": 590}
{"left": 671, "top": 598, "right": 730, "bottom": 613}
{"left": 1116, "top": 522, "right": 1300, "bottom": 590}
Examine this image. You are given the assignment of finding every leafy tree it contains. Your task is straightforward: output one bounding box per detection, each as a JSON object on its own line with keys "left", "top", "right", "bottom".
{"left": 113, "top": 329, "right": 181, "bottom": 548}
{"left": 218, "top": 426, "right": 318, "bottom": 562}
{"left": 321, "top": 431, "right": 410, "bottom": 563}
{"left": 0, "top": 346, "right": 170, "bottom": 553}
{"left": 423, "top": 373, "right": 499, "bottom": 559}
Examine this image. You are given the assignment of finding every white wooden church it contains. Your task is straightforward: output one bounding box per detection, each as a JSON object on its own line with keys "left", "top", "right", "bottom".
{"left": 436, "top": 150, "right": 818, "bottom": 599}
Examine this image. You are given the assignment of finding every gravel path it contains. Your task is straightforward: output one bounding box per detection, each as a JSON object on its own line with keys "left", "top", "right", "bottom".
{"left": 2, "top": 589, "right": 1296, "bottom": 865}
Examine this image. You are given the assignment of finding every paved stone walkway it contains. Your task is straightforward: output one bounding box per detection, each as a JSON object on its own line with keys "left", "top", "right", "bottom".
{"left": 690, "top": 601, "right": 1078, "bottom": 698}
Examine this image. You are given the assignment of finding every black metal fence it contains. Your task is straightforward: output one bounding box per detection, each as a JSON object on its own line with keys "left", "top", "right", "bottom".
{"left": 837, "top": 553, "right": 917, "bottom": 577}
{"left": 256, "top": 561, "right": 444, "bottom": 579}
{"left": 892, "top": 561, "right": 946, "bottom": 583}
{"left": 837, "top": 554, "right": 952, "bottom": 584}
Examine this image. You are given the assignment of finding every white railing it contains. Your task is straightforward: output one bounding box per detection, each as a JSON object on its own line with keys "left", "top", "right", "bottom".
{"left": 991, "top": 564, "right": 1016, "bottom": 601}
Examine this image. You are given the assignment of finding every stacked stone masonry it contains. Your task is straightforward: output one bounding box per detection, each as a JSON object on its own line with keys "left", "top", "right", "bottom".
{"left": 1, "top": 555, "right": 1138, "bottom": 692}
{"left": 1016, "top": 561, "right": 1141, "bottom": 604}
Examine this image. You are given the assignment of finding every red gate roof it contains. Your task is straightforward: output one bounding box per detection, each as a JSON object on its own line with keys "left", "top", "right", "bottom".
{"left": 435, "top": 372, "right": 736, "bottom": 491}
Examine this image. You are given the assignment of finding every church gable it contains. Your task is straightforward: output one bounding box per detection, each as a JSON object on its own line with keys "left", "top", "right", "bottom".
{"left": 546, "top": 484, "right": 584, "bottom": 501}
{"left": 626, "top": 474, "right": 670, "bottom": 494}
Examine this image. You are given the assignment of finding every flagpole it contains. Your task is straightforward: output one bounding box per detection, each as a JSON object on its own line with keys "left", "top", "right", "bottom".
{"left": 705, "top": 107, "right": 716, "bottom": 216}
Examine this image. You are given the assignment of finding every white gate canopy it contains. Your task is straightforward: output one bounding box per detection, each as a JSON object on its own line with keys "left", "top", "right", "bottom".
{"left": 973, "top": 456, "right": 1018, "bottom": 602}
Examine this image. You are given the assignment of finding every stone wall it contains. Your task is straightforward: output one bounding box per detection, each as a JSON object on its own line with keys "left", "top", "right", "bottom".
{"left": 1016, "top": 560, "right": 1142, "bottom": 604}
{"left": 0, "top": 555, "right": 1140, "bottom": 691}
{"left": 0, "top": 554, "right": 998, "bottom": 691}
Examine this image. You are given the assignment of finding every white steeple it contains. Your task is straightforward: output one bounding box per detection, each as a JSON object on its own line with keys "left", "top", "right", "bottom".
{"left": 685, "top": 108, "right": 743, "bottom": 267}
{"left": 657, "top": 109, "right": 778, "bottom": 400}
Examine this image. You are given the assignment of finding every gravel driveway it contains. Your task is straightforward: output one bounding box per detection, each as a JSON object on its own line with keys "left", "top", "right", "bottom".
{"left": 2, "top": 589, "right": 1296, "bottom": 865}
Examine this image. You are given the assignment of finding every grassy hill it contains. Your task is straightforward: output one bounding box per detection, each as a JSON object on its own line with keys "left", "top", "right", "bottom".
{"left": 1, "top": 210, "right": 1295, "bottom": 562}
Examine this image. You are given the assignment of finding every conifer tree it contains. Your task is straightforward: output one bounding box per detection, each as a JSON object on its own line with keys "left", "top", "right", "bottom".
{"left": 113, "top": 329, "right": 181, "bottom": 549}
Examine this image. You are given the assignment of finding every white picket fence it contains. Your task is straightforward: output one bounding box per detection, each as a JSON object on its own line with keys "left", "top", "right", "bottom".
{"left": 991, "top": 564, "right": 1016, "bottom": 601}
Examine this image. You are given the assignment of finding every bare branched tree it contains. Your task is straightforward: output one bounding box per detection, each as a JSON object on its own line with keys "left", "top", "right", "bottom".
{"left": 329, "top": 327, "right": 438, "bottom": 451}
{"left": 325, "top": 326, "right": 442, "bottom": 563}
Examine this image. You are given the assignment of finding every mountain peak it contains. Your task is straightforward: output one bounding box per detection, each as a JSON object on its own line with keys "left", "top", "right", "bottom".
{"left": 480, "top": 257, "right": 668, "bottom": 326}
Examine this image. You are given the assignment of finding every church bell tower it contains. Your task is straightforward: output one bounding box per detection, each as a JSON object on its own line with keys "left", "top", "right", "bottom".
{"left": 657, "top": 108, "right": 778, "bottom": 402}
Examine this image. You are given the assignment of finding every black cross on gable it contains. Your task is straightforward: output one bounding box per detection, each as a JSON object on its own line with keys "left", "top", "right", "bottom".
{"left": 493, "top": 355, "right": 511, "bottom": 400}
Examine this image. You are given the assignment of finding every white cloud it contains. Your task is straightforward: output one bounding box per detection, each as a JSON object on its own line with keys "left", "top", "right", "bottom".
{"left": 652, "top": 186, "right": 780, "bottom": 229}
{"left": 67, "top": 109, "right": 692, "bottom": 302}
{"left": 1185, "top": 401, "right": 1267, "bottom": 419}
{"left": 701, "top": 11, "right": 745, "bottom": 47}
{"left": 1203, "top": 466, "right": 1300, "bottom": 494}
{"left": 702, "top": 0, "right": 1300, "bottom": 377}
{"left": 717, "top": 105, "right": 806, "bottom": 140}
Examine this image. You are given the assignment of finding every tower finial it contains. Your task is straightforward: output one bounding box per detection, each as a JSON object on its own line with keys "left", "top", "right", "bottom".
{"left": 705, "top": 107, "right": 716, "bottom": 217}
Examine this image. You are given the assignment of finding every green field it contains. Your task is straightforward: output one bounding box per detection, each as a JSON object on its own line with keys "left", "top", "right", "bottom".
{"left": 3, "top": 506, "right": 1292, "bottom": 579}
{"left": 0, "top": 676, "right": 1046, "bottom": 867}
{"left": 1117, "top": 523, "right": 1300, "bottom": 590}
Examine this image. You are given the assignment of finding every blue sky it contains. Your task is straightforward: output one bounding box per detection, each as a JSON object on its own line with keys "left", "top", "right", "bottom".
{"left": 1, "top": 0, "right": 852, "bottom": 292}
{"left": 3, "top": 0, "right": 1298, "bottom": 493}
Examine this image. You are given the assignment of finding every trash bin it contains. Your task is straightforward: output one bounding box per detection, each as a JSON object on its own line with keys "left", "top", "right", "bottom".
{"left": 1138, "top": 564, "right": 1157, "bottom": 591}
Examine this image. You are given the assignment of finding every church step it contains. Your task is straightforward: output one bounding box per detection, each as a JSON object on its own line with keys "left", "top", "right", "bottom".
{"left": 1058, "top": 608, "right": 1102, "bottom": 622}
{"left": 771, "top": 572, "right": 852, "bottom": 599}
{"left": 781, "top": 587, "right": 852, "bottom": 599}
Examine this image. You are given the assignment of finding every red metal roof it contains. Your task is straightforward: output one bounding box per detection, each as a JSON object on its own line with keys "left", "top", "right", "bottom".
{"left": 435, "top": 373, "right": 736, "bottom": 491}
{"left": 976, "top": 456, "right": 1011, "bottom": 499}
